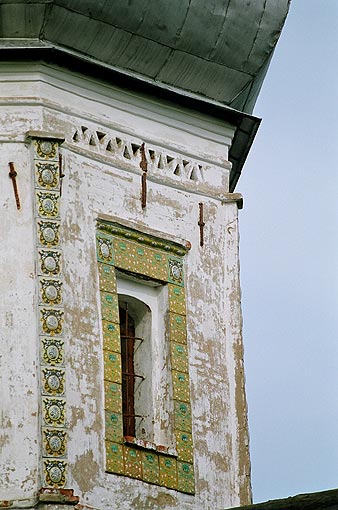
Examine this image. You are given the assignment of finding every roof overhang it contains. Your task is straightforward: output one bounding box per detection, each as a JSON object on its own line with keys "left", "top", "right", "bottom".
{"left": 0, "top": 43, "right": 260, "bottom": 191}
{"left": 0, "top": 0, "right": 290, "bottom": 189}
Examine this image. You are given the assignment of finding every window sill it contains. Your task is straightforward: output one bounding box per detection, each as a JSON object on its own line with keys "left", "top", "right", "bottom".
{"left": 124, "top": 436, "right": 177, "bottom": 457}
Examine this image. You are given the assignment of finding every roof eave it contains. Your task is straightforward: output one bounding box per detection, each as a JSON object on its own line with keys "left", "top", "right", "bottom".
{"left": 0, "top": 43, "right": 261, "bottom": 191}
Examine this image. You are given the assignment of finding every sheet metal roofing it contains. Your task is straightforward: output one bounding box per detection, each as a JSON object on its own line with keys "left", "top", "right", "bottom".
{"left": 224, "top": 488, "right": 338, "bottom": 510}
{"left": 0, "top": 0, "right": 290, "bottom": 114}
{"left": 0, "top": 0, "right": 290, "bottom": 190}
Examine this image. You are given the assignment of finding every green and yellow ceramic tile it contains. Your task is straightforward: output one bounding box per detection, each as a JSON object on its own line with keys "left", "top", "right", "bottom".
{"left": 177, "top": 461, "right": 195, "bottom": 494}
{"left": 142, "top": 451, "right": 160, "bottom": 485}
{"left": 170, "top": 342, "right": 188, "bottom": 373}
{"left": 98, "top": 263, "right": 117, "bottom": 293}
{"left": 124, "top": 446, "right": 142, "bottom": 479}
{"left": 147, "top": 250, "right": 168, "bottom": 281}
{"left": 113, "top": 239, "right": 168, "bottom": 281}
{"left": 102, "top": 320, "right": 120, "bottom": 352}
{"left": 174, "top": 400, "right": 192, "bottom": 433}
{"left": 41, "top": 337, "right": 64, "bottom": 366}
{"left": 105, "top": 411, "right": 123, "bottom": 443}
{"left": 159, "top": 455, "right": 177, "bottom": 490}
{"left": 37, "top": 220, "right": 61, "bottom": 247}
{"left": 103, "top": 351, "right": 122, "bottom": 384}
{"left": 96, "top": 233, "right": 114, "bottom": 264}
{"left": 175, "top": 431, "right": 193, "bottom": 463}
{"left": 42, "top": 398, "right": 66, "bottom": 427}
{"left": 36, "top": 191, "right": 60, "bottom": 219}
{"left": 41, "top": 367, "right": 66, "bottom": 396}
{"left": 167, "top": 257, "right": 184, "bottom": 287}
{"left": 106, "top": 441, "right": 124, "bottom": 475}
{"left": 39, "top": 308, "right": 64, "bottom": 336}
{"left": 39, "top": 277, "right": 63, "bottom": 306}
{"left": 104, "top": 381, "right": 122, "bottom": 412}
{"left": 38, "top": 249, "right": 62, "bottom": 276}
{"left": 33, "top": 139, "right": 59, "bottom": 161}
{"left": 97, "top": 222, "right": 194, "bottom": 491}
{"left": 42, "top": 428, "right": 67, "bottom": 457}
{"left": 100, "top": 291, "right": 119, "bottom": 323}
{"left": 172, "top": 370, "right": 190, "bottom": 402}
{"left": 168, "top": 284, "right": 186, "bottom": 315}
{"left": 169, "top": 313, "right": 187, "bottom": 344}
{"left": 35, "top": 161, "right": 60, "bottom": 190}
{"left": 43, "top": 459, "right": 67, "bottom": 488}
{"left": 112, "top": 238, "right": 133, "bottom": 271}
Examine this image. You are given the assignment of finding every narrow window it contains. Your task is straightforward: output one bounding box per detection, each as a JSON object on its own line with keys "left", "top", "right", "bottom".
{"left": 118, "top": 292, "right": 153, "bottom": 442}
{"left": 119, "top": 304, "right": 136, "bottom": 438}
{"left": 117, "top": 276, "right": 174, "bottom": 449}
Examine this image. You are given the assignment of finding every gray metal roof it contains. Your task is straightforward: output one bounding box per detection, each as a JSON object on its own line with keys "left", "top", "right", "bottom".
{"left": 0, "top": 0, "right": 290, "bottom": 190}
{"left": 224, "top": 488, "right": 338, "bottom": 510}
{"left": 0, "top": 0, "right": 290, "bottom": 113}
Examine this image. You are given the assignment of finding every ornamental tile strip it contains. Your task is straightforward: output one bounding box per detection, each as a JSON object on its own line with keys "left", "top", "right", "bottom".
{"left": 159, "top": 456, "right": 178, "bottom": 490}
{"left": 172, "top": 371, "right": 191, "bottom": 403}
{"left": 37, "top": 220, "right": 61, "bottom": 248}
{"left": 35, "top": 161, "right": 60, "bottom": 190}
{"left": 38, "top": 250, "right": 62, "bottom": 277}
{"left": 168, "top": 284, "right": 186, "bottom": 315}
{"left": 105, "top": 411, "right": 124, "bottom": 443}
{"left": 175, "top": 431, "right": 194, "bottom": 463}
{"left": 105, "top": 441, "right": 124, "bottom": 474}
{"left": 42, "top": 428, "right": 67, "bottom": 457}
{"left": 103, "top": 351, "right": 122, "bottom": 384}
{"left": 39, "top": 278, "right": 63, "bottom": 306}
{"left": 112, "top": 238, "right": 168, "bottom": 281}
{"left": 178, "top": 461, "right": 195, "bottom": 494}
{"left": 174, "top": 401, "right": 192, "bottom": 433}
{"left": 43, "top": 460, "right": 67, "bottom": 488}
{"left": 28, "top": 135, "right": 68, "bottom": 489}
{"left": 42, "top": 398, "right": 66, "bottom": 427}
{"left": 169, "top": 313, "right": 187, "bottom": 344}
{"left": 102, "top": 320, "right": 121, "bottom": 352}
{"left": 170, "top": 342, "right": 189, "bottom": 373}
{"left": 104, "top": 381, "right": 123, "bottom": 412}
{"left": 36, "top": 191, "right": 60, "bottom": 219}
{"left": 142, "top": 451, "right": 160, "bottom": 485}
{"left": 41, "top": 368, "right": 66, "bottom": 396}
{"left": 41, "top": 337, "right": 65, "bottom": 366}
{"left": 98, "top": 264, "right": 117, "bottom": 293}
{"left": 124, "top": 446, "right": 142, "bottom": 479}
{"left": 97, "top": 220, "right": 194, "bottom": 494}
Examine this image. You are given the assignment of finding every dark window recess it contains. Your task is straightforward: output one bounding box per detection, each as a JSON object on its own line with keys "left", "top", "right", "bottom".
{"left": 119, "top": 304, "right": 144, "bottom": 438}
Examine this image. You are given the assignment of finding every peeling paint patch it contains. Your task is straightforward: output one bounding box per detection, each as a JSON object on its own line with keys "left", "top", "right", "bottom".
{"left": 73, "top": 450, "right": 100, "bottom": 492}
{"left": 131, "top": 492, "right": 178, "bottom": 509}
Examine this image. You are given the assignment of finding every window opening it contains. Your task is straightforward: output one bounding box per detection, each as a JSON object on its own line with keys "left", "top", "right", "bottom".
{"left": 119, "top": 303, "right": 145, "bottom": 438}
{"left": 117, "top": 281, "right": 173, "bottom": 448}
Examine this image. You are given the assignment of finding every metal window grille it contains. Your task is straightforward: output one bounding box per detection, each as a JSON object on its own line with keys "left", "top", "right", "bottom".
{"left": 119, "top": 303, "right": 144, "bottom": 438}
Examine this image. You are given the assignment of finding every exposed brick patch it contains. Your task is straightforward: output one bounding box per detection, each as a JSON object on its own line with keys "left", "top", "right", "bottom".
{"left": 39, "top": 488, "right": 79, "bottom": 505}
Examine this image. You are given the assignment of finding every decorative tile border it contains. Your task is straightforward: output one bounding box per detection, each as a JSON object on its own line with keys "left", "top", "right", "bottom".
{"left": 27, "top": 134, "right": 68, "bottom": 489}
{"left": 96, "top": 220, "right": 194, "bottom": 494}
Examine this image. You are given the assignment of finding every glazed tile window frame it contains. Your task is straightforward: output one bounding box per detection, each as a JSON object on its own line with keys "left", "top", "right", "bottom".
{"left": 96, "top": 220, "right": 194, "bottom": 494}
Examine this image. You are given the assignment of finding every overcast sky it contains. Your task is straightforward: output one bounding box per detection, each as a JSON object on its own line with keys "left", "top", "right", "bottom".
{"left": 239, "top": 0, "right": 338, "bottom": 503}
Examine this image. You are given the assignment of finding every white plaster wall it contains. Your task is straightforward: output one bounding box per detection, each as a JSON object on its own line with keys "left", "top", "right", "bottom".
{"left": 0, "top": 64, "right": 250, "bottom": 510}
{"left": 0, "top": 143, "right": 40, "bottom": 503}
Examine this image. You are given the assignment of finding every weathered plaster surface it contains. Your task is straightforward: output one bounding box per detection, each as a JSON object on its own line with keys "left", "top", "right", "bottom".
{"left": 0, "top": 64, "right": 251, "bottom": 510}
{"left": 0, "top": 144, "right": 40, "bottom": 500}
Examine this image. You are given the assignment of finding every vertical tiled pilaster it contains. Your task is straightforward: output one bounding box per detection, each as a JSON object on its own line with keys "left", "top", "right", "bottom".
{"left": 27, "top": 134, "right": 68, "bottom": 489}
